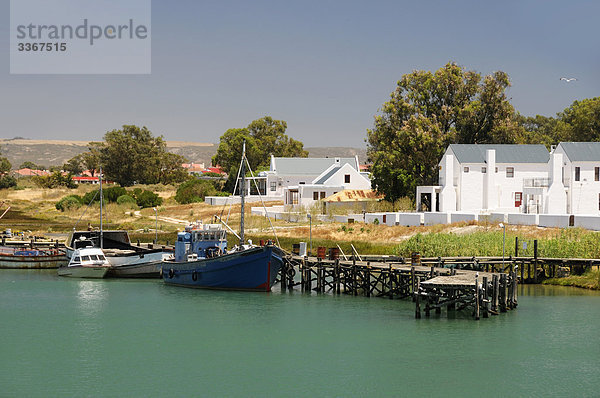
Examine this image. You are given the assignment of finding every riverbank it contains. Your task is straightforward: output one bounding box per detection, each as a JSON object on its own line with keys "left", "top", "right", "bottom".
{"left": 544, "top": 270, "right": 600, "bottom": 290}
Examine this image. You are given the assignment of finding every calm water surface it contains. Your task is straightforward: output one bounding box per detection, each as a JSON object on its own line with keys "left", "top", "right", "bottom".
{"left": 1, "top": 270, "right": 599, "bottom": 397}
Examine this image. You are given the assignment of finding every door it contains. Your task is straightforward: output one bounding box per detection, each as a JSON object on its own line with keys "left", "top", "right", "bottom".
{"left": 514, "top": 192, "right": 522, "bottom": 208}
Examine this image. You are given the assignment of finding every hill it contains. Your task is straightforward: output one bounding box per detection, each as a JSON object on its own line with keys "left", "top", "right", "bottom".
{"left": 0, "top": 138, "right": 368, "bottom": 168}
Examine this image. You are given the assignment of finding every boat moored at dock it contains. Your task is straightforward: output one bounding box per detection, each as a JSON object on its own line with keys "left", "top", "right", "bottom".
{"left": 0, "top": 245, "right": 67, "bottom": 269}
{"left": 162, "top": 223, "right": 284, "bottom": 291}
{"left": 58, "top": 245, "right": 111, "bottom": 279}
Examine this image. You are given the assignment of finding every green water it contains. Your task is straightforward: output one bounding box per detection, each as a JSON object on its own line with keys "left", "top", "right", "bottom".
{"left": 1, "top": 271, "right": 599, "bottom": 397}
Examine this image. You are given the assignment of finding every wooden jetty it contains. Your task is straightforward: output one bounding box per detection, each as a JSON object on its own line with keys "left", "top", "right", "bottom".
{"left": 281, "top": 255, "right": 519, "bottom": 320}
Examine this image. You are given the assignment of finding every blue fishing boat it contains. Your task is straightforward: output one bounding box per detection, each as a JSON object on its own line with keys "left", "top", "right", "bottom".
{"left": 161, "top": 141, "right": 285, "bottom": 291}
{"left": 161, "top": 223, "right": 284, "bottom": 291}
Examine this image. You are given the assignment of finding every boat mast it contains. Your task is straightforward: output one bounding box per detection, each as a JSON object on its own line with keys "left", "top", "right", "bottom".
{"left": 99, "top": 167, "right": 103, "bottom": 249}
{"left": 239, "top": 140, "right": 246, "bottom": 246}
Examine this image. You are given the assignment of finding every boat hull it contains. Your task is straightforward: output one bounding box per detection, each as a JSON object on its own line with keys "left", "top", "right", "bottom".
{"left": 107, "top": 260, "right": 163, "bottom": 278}
{"left": 57, "top": 265, "right": 109, "bottom": 278}
{"left": 0, "top": 253, "right": 67, "bottom": 269}
{"left": 162, "top": 246, "right": 284, "bottom": 291}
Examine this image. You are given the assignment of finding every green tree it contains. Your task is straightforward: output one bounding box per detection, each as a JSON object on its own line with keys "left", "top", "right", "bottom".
{"left": 63, "top": 154, "right": 84, "bottom": 175}
{"left": 174, "top": 179, "right": 218, "bottom": 204}
{"left": 0, "top": 157, "right": 11, "bottom": 175}
{"left": 212, "top": 116, "right": 308, "bottom": 191}
{"left": 558, "top": 97, "right": 600, "bottom": 142}
{"left": 81, "top": 143, "right": 102, "bottom": 176}
{"left": 19, "top": 161, "right": 40, "bottom": 170}
{"left": 516, "top": 113, "right": 561, "bottom": 149}
{"left": 157, "top": 152, "right": 189, "bottom": 185}
{"left": 98, "top": 125, "right": 187, "bottom": 186}
{"left": 367, "top": 62, "right": 519, "bottom": 201}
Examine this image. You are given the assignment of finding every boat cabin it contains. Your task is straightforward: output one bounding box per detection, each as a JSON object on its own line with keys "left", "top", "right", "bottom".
{"left": 69, "top": 247, "right": 110, "bottom": 267}
{"left": 175, "top": 223, "right": 228, "bottom": 262}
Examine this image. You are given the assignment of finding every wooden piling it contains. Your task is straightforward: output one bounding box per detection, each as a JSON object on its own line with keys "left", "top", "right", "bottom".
{"left": 475, "top": 278, "right": 480, "bottom": 320}
{"left": 415, "top": 277, "right": 421, "bottom": 319}
{"left": 389, "top": 265, "right": 394, "bottom": 300}
{"left": 492, "top": 274, "right": 499, "bottom": 313}
{"left": 499, "top": 274, "right": 507, "bottom": 312}
{"left": 482, "top": 276, "right": 489, "bottom": 318}
{"left": 334, "top": 259, "right": 340, "bottom": 294}
{"left": 281, "top": 261, "right": 287, "bottom": 292}
{"left": 365, "top": 266, "right": 371, "bottom": 297}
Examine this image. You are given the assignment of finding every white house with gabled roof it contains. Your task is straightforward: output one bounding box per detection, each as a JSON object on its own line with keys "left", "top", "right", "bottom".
{"left": 416, "top": 144, "right": 550, "bottom": 213}
{"left": 283, "top": 161, "right": 372, "bottom": 208}
{"left": 249, "top": 155, "right": 361, "bottom": 198}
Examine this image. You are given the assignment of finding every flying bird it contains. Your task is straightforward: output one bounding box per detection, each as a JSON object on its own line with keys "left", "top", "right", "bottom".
{"left": 560, "top": 77, "right": 577, "bottom": 82}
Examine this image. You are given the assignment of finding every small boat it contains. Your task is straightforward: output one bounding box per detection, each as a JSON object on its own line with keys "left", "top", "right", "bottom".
{"left": 161, "top": 141, "right": 285, "bottom": 291}
{"left": 66, "top": 231, "right": 172, "bottom": 278}
{"left": 57, "top": 244, "right": 111, "bottom": 278}
{"left": 0, "top": 244, "right": 67, "bottom": 269}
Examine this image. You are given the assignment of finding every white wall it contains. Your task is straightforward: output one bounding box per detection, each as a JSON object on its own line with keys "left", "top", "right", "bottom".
{"left": 507, "top": 213, "right": 539, "bottom": 226}
{"left": 539, "top": 214, "right": 571, "bottom": 229}
{"left": 424, "top": 212, "right": 450, "bottom": 226}
{"left": 450, "top": 213, "right": 478, "bottom": 223}
{"left": 574, "top": 215, "right": 600, "bottom": 231}
{"left": 398, "top": 213, "right": 424, "bottom": 226}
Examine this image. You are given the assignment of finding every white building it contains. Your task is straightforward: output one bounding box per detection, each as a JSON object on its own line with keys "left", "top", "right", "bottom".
{"left": 552, "top": 142, "right": 600, "bottom": 215}
{"left": 243, "top": 155, "right": 361, "bottom": 198}
{"left": 283, "top": 161, "right": 372, "bottom": 209}
{"left": 416, "top": 144, "right": 550, "bottom": 213}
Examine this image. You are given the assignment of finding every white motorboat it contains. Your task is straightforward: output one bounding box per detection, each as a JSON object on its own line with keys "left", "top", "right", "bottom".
{"left": 58, "top": 245, "right": 111, "bottom": 279}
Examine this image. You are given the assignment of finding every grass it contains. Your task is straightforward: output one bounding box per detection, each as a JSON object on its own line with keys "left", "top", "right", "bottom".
{"left": 544, "top": 270, "right": 600, "bottom": 290}
{"left": 394, "top": 228, "right": 600, "bottom": 258}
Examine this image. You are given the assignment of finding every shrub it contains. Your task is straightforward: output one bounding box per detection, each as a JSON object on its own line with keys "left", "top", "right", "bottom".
{"left": 133, "top": 190, "right": 162, "bottom": 208}
{"left": 55, "top": 195, "right": 83, "bottom": 211}
{"left": 83, "top": 186, "right": 127, "bottom": 204}
{"left": 32, "top": 171, "right": 76, "bottom": 189}
{"left": 175, "top": 179, "right": 217, "bottom": 204}
{"left": 116, "top": 194, "right": 137, "bottom": 207}
{"left": 104, "top": 186, "right": 127, "bottom": 202}
{"left": 0, "top": 175, "right": 17, "bottom": 189}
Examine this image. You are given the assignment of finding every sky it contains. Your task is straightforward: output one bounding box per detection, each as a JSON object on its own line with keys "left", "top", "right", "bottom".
{"left": 0, "top": 0, "right": 599, "bottom": 147}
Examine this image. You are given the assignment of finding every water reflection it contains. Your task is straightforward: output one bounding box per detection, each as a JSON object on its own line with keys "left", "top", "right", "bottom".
{"left": 76, "top": 280, "right": 108, "bottom": 314}
{"left": 520, "top": 284, "right": 600, "bottom": 297}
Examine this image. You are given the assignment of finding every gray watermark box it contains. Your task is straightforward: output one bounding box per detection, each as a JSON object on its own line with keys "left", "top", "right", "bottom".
{"left": 10, "top": 0, "right": 151, "bottom": 74}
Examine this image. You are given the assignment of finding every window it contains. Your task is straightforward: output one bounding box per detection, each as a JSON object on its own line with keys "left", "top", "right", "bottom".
{"left": 270, "top": 182, "right": 277, "bottom": 191}
{"left": 320, "top": 192, "right": 326, "bottom": 199}
{"left": 344, "top": 174, "right": 350, "bottom": 183}
{"left": 506, "top": 167, "right": 514, "bottom": 178}
{"left": 382, "top": 215, "right": 387, "bottom": 223}
{"left": 313, "top": 192, "right": 319, "bottom": 201}
{"left": 299, "top": 181, "right": 305, "bottom": 185}
{"left": 464, "top": 167, "right": 469, "bottom": 173}
{"left": 595, "top": 167, "right": 599, "bottom": 182}
{"left": 495, "top": 167, "right": 498, "bottom": 173}
{"left": 481, "top": 167, "right": 487, "bottom": 173}
{"left": 575, "top": 167, "right": 580, "bottom": 181}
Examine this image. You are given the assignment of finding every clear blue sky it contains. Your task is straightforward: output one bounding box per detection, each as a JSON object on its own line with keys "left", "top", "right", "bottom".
{"left": 1, "top": 0, "right": 598, "bottom": 147}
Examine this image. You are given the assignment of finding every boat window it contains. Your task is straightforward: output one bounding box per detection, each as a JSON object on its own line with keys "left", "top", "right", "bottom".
{"left": 98, "top": 255, "right": 106, "bottom": 261}
{"left": 90, "top": 255, "right": 99, "bottom": 260}
{"left": 73, "top": 256, "right": 80, "bottom": 263}
{"left": 82, "top": 256, "right": 91, "bottom": 261}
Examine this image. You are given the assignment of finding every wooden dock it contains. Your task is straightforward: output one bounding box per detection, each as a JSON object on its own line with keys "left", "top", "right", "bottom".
{"left": 281, "top": 255, "right": 519, "bottom": 320}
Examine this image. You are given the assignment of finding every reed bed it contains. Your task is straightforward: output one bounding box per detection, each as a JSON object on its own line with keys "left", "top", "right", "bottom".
{"left": 394, "top": 228, "right": 600, "bottom": 259}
